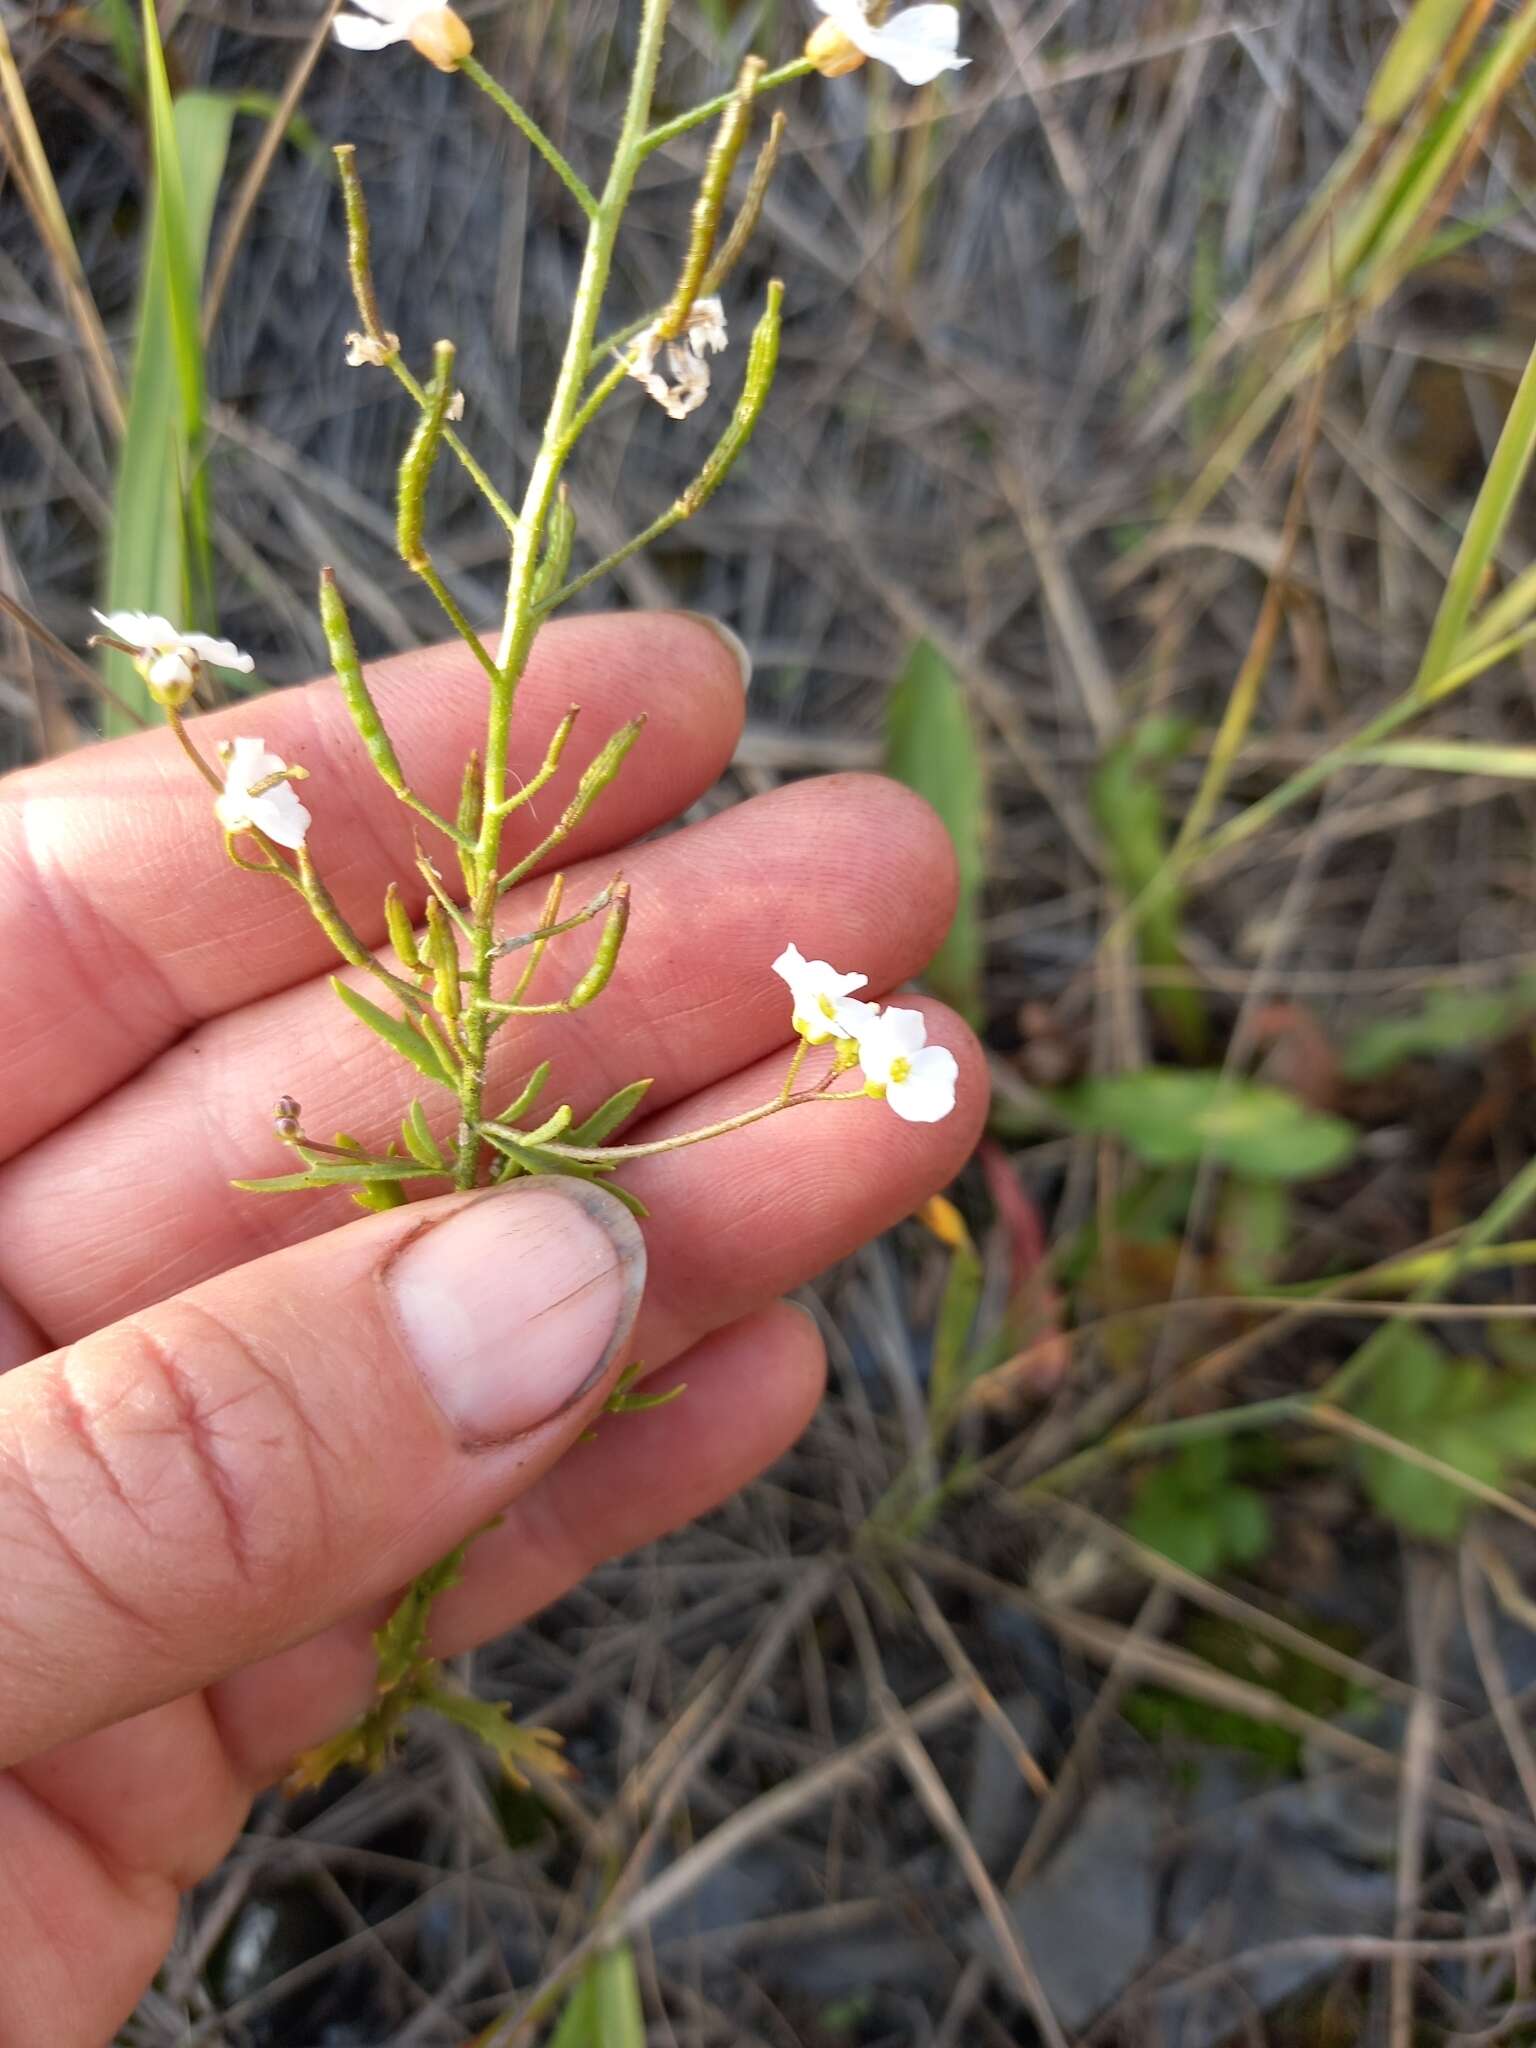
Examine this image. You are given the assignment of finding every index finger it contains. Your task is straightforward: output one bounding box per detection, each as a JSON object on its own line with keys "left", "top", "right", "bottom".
{"left": 0, "top": 611, "right": 747, "bottom": 1161}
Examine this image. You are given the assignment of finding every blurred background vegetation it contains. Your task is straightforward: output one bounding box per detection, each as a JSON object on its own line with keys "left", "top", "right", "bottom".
{"left": 12, "top": 0, "right": 1536, "bottom": 2041}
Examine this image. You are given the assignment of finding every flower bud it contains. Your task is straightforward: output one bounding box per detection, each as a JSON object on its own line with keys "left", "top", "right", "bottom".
{"left": 141, "top": 647, "right": 199, "bottom": 709}
{"left": 805, "top": 18, "right": 867, "bottom": 75}
{"left": 408, "top": 5, "right": 473, "bottom": 69}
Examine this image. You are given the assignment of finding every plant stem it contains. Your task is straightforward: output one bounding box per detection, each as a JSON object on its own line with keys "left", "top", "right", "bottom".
{"left": 452, "top": 0, "right": 676, "bottom": 1189}
{"left": 460, "top": 55, "right": 599, "bottom": 218}
{"left": 639, "top": 57, "right": 812, "bottom": 157}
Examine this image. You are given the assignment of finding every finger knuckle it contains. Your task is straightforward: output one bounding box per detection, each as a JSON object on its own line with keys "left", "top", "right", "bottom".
{"left": 6, "top": 1306, "right": 331, "bottom": 1633}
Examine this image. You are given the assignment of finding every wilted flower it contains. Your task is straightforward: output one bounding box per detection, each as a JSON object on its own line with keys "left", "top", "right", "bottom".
{"left": 345, "top": 330, "right": 401, "bottom": 367}
{"left": 855, "top": 1005, "right": 958, "bottom": 1122}
{"left": 773, "top": 942, "right": 870, "bottom": 1045}
{"left": 92, "top": 608, "right": 254, "bottom": 709}
{"left": 215, "top": 738, "right": 313, "bottom": 851}
{"left": 626, "top": 297, "right": 729, "bottom": 421}
{"left": 333, "top": 0, "right": 473, "bottom": 69}
{"left": 805, "top": 0, "right": 969, "bottom": 86}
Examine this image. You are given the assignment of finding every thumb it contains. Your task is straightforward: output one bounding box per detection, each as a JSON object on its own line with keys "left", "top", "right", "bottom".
{"left": 0, "top": 1180, "right": 643, "bottom": 1767}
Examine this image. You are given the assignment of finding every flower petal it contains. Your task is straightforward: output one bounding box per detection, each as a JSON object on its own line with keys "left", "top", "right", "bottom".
{"left": 92, "top": 607, "right": 181, "bottom": 651}
{"left": 867, "top": 4, "right": 968, "bottom": 84}
{"left": 182, "top": 632, "right": 256, "bottom": 673}
{"left": 251, "top": 787, "right": 313, "bottom": 851}
{"left": 888, "top": 1044, "right": 959, "bottom": 1122}
{"left": 333, "top": 10, "right": 413, "bottom": 48}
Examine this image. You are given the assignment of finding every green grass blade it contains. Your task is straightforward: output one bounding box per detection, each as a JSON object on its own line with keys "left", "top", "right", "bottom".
{"left": 1366, "top": 0, "right": 1475, "bottom": 125}
{"left": 885, "top": 639, "right": 987, "bottom": 1023}
{"left": 102, "top": 39, "right": 234, "bottom": 733}
{"left": 1413, "top": 330, "right": 1536, "bottom": 695}
{"left": 546, "top": 1946, "right": 645, "bottom": 2047}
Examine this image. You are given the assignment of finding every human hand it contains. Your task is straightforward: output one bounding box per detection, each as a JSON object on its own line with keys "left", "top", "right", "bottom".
{"left": 0, "top": 612, "right": 983, "bottom": 2044}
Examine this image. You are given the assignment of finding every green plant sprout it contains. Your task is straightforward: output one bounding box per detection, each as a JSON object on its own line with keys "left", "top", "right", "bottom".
{"left": 91, "top": 0, "right": 970, "bottom": 1789}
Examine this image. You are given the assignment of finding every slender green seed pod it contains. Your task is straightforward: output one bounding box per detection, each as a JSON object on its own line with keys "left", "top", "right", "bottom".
{"left": 659, "top": 56, "right": 763, "bottom": 339}
{"left": 384, "top": 882, "right": 422, "bottom": 973}
{"left": 334, "top": 143, "right": 389, "bottom": 347}
{"left": 397, "top": 339, "right": 457, "bottom": 570}
{"left": 679, "top": 280, "right": 782, "bottom": 518}
{"left": 426, "top": 896, "right": 461, "bottom": 1024}
{"left": 532, "top": 487, "right": 577, "bottom": 608}
{"left": 569, "top": 884, "right": 630, "bottom": 1007}
{"left": 320, "top": 567, "right": 404, "bottom": 793}
{"left": 562, "top": 717, "right": 645, "bottom": 830}
{"left": 704, "top": 111, "right": 786, "bottom": 298}
{"left": 456, "top": 750, "right": 483, "bottom": 895}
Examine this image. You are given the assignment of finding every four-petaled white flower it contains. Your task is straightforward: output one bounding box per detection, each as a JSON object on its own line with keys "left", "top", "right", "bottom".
{"left": 809, "top": 0, "right": 969, "bottom": 85}
{"left": 853, "top": 1004, "right": 959, "bottom": 1123}
{"left": 626, "top": 297, "right": 729, "bottom": 421}
{"left": 333, "top": 0, "right": 472, "bottom": 68}
{"left": 773, "top": 943, "right": 869, "bottom": 1044}
{"left": 215, "top": 738, "right": 313, "bottom": 851}
{"left": 93, "top": 609, "right": 254, "bottom": 706}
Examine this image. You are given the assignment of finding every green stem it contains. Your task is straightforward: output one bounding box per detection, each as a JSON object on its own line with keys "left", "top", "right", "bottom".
{"left": 460, "top": 54, "right": 599, "bottom": 218}
{"left": 452, "top": 0, "right": 676, "bottom": 1190}
{"left": 639, "top": 56, "right": 812, "bottom": 157}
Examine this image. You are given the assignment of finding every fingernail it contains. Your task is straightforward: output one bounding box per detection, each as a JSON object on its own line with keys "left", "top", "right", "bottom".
{"left": 675, "top": 610, "right": 752, "bottom": 692}
{"left": 386, "top": 1184, "right": 645, "bottom": 1445}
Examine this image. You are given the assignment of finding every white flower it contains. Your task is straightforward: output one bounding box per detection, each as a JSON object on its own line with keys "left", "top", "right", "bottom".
{"left": 333, "top": 0, "right": 472, "bottom": 68}
{"left": 773, "top": 942, "right": 870, "bottom": 1044}
{"left": 215, "top": 738, "right": 312, "bottom": 851}
{"left": 626, "top": 297, "right": 729, "bottom": 421}
{"left": 810, "top": 0, "right": 969, "bottom": 85}
{"left": 92, "top": 609, "right": 253, "bottom": 707}
{"left": 855, "top": 1005, "right": 958, "bottom": 1123}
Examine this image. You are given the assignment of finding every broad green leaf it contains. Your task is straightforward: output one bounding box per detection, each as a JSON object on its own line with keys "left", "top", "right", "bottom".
{"left": 1353, "top": 1325, "right": 1536, "bottom": 1540}
{"left": 1342, "top": 974, "right": 1536, "bottom": 1080}
{"left": 568, "top": 1078, "right": 653, "bottom": 1147}
{"left": 885, "top": 639, "right": 987, "bottom": 1022}
{"left": 1061, "top": 1069, "right": 1356, "bottom": 1182}
{"left": 104, "top": 18, "right": 234, "bottom": 731}
{"left": 331, "top": 978, "right": 452, "bottom": 1087}
{"left": 1128, "top": 1437, "right": 1272, "bottom": 1577}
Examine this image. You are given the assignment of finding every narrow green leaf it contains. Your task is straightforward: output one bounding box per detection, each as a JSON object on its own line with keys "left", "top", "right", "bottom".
{"left": 1366, "top": 0, "right": 1470, "bottom": 125}
{"left": 547, "top": 1945, "right": 646, "bottom": 2048}
{"left": 568, "top": 1079, "right": 653, "bottom": 1147}
{"left": 331, "top": 977, "right": 452, "bottom": 1087}
{"left": 401, "top": 1099, "right": 447, "bottom": 1169}
{"left": 884, "top": 639, "right": 987, "bottom": 1022}
{"left": 104, "top": 79, "right": 234, "bottom": 731}
{"left": 927, "top": 1235, "right": 985, "bottom": 1425}
{"left": 233, "top": 1158, "right": 444, "bottom": 1192}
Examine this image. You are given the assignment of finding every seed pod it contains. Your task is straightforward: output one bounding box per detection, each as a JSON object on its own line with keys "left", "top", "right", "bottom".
{"left": 533, "top": 487, "right": 577, "bottom": 608}
{"left": 562, "top": 718, "right": 645, "bottom": 831}
{"left": 679, "top": 281, "right": 782, "bottom": 517}
{"left": 397, "top": 339, "right": 457, "bottom": 570}
{"left": 659, "top": 56, "right": 763, "bottom": 339}
{"left": 569, "top": 884, "right": 630, "bottom": 1007}
{"left": 384, "top": 882, "right": 422, "bottom": 973}
{"left": 320, "top": 568, "right": 404, "bottom": 793}
{"left": 425, "top": 897, "right": 461, "bottom": 1023}
{"left": 333, "top": 144, "right": 391, "bottom": 349}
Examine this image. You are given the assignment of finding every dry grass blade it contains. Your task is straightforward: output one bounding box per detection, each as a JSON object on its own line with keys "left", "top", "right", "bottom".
{"left": 0, "top": 16, "right": 124, "bottom": 434}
